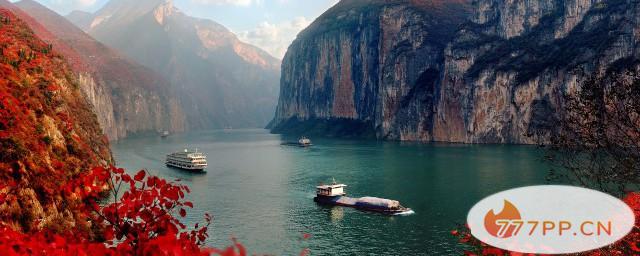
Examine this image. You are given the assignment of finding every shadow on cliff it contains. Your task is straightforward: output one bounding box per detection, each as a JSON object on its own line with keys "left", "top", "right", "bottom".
{"left": 269, "top": 117, "right": 376, "bottom": 139}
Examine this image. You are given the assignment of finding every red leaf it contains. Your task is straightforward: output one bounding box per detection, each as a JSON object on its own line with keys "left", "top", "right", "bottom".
{"left": 482, "top": 247, "right": 506, "bottom": 255}
{"left": 134, "top": 170, "right": 146, "bottom": 181}
{"left": 180, "top": 208, "right": 186, "bottom": 218}
{"left": 104, "top": 228, "right": 115, "bottom": 241}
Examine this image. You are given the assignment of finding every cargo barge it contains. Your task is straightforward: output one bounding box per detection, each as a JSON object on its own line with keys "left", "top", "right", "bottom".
{"left": 313, "top": 181, "right": 414, "bottom": 215}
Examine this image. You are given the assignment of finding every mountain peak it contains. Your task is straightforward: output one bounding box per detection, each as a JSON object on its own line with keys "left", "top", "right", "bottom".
{"left": 91, "top": 0, "right": 171, "bottom": 29}
{"left": 153, "top": 0, "right": 174, "bottom": 25}
{"left": 102, "top": 0, "right": 169, "bottom": 11}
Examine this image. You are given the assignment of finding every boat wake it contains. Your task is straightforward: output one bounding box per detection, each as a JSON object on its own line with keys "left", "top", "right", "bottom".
{"left": 393, "top": 209, "right": 415, "bottom": 216}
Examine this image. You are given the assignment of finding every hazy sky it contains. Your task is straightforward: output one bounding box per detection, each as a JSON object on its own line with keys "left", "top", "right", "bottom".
{"left": 24, "top": 0, "right": 340, "bottom": 58}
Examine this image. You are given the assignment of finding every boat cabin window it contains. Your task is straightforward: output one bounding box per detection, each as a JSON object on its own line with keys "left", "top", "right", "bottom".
{"left": 316, "top": 185, "right": 345, "bottom": 196}
{"left": 317, "top": 188, "right": 329, "bottom": 196}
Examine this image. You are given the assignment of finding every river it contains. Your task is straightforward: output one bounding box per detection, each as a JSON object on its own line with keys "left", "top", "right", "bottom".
{"left": 112, "top": 129, "right": 551, "bottom": 255}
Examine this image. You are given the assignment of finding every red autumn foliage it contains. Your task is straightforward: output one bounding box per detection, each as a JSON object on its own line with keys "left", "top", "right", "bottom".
{"left": 453, "top": 192, "right": 640, "bottom": 255}
{"left": 0, "top": 166, "right": 212, "bottom": 255}
{"left": 0, "top": 7, "right": 111, "bottom": 232}
{"left": 0, "top": 9, "right": 311, "bottom": 255}
{"left": 0, "top": 165, "right": 315, "bottom": 255}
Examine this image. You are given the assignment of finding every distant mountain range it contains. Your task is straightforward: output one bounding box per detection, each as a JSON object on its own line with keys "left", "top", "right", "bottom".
{"left": 1, "top": 0, "right": 185, "bottom": 140}
{"left": 68, "top": 0, "right": 281, "bottom": 130}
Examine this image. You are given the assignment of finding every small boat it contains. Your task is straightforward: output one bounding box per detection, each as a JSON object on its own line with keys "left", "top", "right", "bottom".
{"left": 161, "top": 131, "right": 170, "bottom": 138}
{"left": 298, "top": 137, "right": 312, "bottom": 147}
{"left": 165, "top": 149, "right": 207, "bottom": 172}
{"left": 280, "top": 136, "right": 314, "bottom": 147}
{"left": 313, "top": 179, "right": 414, "bottom": 215}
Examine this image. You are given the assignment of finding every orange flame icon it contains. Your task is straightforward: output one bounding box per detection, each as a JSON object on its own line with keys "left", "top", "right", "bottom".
{"left": 484, "top": 200, "right": 522, "bottom": 238}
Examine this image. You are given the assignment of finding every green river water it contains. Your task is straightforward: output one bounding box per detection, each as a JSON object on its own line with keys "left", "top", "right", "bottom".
{"left": 112, "top": 129, "right": 551, "bottom": 255}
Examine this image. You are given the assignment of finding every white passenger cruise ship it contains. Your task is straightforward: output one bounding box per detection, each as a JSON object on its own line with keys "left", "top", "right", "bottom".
{"left": 166, "top": 149, "right": 207, "bottom": 171}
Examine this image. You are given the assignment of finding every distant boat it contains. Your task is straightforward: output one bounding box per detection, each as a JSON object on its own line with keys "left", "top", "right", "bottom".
{"left": 280, "top": 136, "right": 313, "bottom": 147}
{"left": 298, "top": 137, "right": 312, "bottom": 147}
{"left": 166, "top": 149, "right": 207, "bottom": 172}
{"left": 313, "top": 179, "right": 414, "bottom": 215}
{"left": 223, "top": 126, "right": 233, "bottom": 132}
{"left": 161, "top": 131, "right": 170, "bottom": 138}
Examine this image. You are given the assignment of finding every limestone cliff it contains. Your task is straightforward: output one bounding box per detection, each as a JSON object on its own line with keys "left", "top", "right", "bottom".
{"left": 271, "top": 0, "right": 639, "bottom": 143}
{"left": 77, "top": 73, "right": 184, "bottom": 140}
{"left": 435, "top": 0, "right": 629, "bottom": 143}
{"left": 271, "top": 0, "right": 472, "bottom": 139}
{"left": 11, "top": 0, "right": 185, "bottom": 140}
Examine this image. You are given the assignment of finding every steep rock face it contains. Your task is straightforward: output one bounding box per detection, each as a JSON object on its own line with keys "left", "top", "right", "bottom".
{"left": 436, "top": 0, "right": 637, "bottom": 143}
{"left": 0, "top": 8, "right": 111, "bottom": 231}
{"left": 271, "top": 0, "right": 472, "bottom": 139}
{"left": 12, "top": 0, "right": 185, "bottom": 140}
{"left": 77, "top": 73, "right": 184, "bottom": 139}
{"left": 73, "top": 0, "right": 280, "bottom": 129}
{"left": 272, "top": 0, "right": 640, "bottom": 143}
